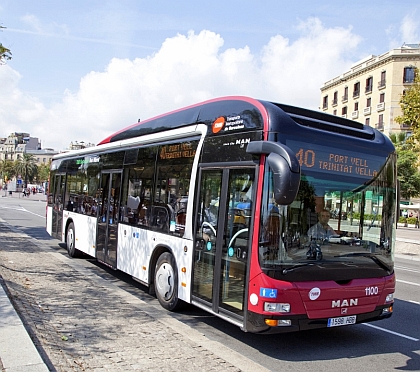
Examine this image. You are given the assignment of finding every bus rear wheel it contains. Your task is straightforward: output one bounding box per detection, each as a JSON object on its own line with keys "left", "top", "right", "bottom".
{"left": 154, "top": 252, "right": 182, "bottom": 311}
{"left": 66, "top": 222, "right": 81, "bottom": 258}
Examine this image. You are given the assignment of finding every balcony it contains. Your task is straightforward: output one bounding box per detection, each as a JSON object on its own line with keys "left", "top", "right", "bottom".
{"left": 322, "top": 103, "right": 328, "bottom": 110}
{"left": 376, "top": 122, "right": 384, "bottom": 131}
{"left": 364, "top": 107, "right": 371, "bottom": 115}
{"left": 377, "top": 102, "right": 385, "bottom": 112}
{"left": 341, "top": 114, "right": 347, "bottom": 118}
{"left": 400, "top": 123, "right": 411, "bottom": 129}
{"left": 365, "top": 85, "right": 373, "bottom": 94}
{"left": 351, "top": 111, "right": 359, "bottom": 119}
{"left": 378, "top": 80, "right": 386, "bottom": 89}
{"left": 353, "top": 90, "right": 360, "bottom": 98}
{"left": 342, "top": 95, "right": 348, "bottom": 103}
{"left": 332, "top": 98, "right": 338, "bottom": 106}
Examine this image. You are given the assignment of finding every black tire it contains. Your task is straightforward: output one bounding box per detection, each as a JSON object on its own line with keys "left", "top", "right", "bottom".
{"left": 154, "top": 252, "right": 183, "bottom": 311}
{"left": 66, "top": 222, "right": 81, "bottom": 258}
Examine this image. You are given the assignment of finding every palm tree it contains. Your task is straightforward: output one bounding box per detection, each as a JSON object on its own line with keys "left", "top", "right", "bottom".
{"left": 0, "top": 43, "right": 12, "bottom": 64}
{"left": 15, "top": 153, "right": 38, "bottom": 188}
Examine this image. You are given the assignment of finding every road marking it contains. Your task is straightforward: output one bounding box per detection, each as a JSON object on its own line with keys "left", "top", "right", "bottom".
{"left": 0, "top": 205, "right": 44, "bottom": 218}
{"left": 363, "top": 323, "right": 419, "bottom": 341}
{"left": 396, "top": 266, "right": 420, "bottom": 274}
{"left": 397, "top": 279, "right": 420, "bottom": 287}
{"left": 0, "top": 205, "right": 26, "bottom": 211}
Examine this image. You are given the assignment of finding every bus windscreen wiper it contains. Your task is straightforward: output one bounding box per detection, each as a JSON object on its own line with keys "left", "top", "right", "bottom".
{"left": 335, "top": 253, "right": 393, "bottom": 273}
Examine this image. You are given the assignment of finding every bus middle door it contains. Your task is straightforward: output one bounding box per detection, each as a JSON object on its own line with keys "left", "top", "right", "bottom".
{"left": 96, "top": 171, "right": 122, "bottom": 268}
{"left": 192, "top": 167, "right": 254, "bottom": 320}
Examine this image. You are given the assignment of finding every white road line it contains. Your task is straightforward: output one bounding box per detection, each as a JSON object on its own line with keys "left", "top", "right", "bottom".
{"left": 0, "top": 205, "right": 44, "bottom": 218}
{"left": 363, "top": 323, "right": 419, "bottom": 341}
{"left": 396, "top": 266, "right": 420, "bottom": 274}
{"left": 397, "top": 279, "right": 420, "bottom": 287}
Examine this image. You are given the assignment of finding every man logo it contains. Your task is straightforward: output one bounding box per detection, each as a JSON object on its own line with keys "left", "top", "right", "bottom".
{"left": 332, "top": 299, "right": 358, "bottom": 308}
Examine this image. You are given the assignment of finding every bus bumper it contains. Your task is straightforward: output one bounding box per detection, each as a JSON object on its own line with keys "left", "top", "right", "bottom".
{"left": 245, "top": 305, "right": 393, "bottom": 334}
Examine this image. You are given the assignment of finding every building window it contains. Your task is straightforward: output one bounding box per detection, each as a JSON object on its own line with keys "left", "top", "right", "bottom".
{"left": 353, "top": 82, "right": 360, "bottom": 98}
{"left": 332, "top": 91, "right": 338, "bottom": 106}
{"left": 342, "top": 106, "right": 347, "bottom": 116}
{"left": 354, "top": 102, "right": 359, "bottom": 111}
{"left": 342, "top": 86, "right": 348, "bottom": 102}
{"left": 365, "top": 118, "right": 370, "bottom": 126}
{"left": 367, "top": 97, "right": 371, "bottom": 107}
{"left": 377, "top": 114, "right": 384, "bottom": 130}
{"left": 333, "top": 109, "right": 337, "bottom": 115}
{"left": 403, "top": 66, "right": 416, "bottom": 83}
{"left": 365, "top": 77, "right": 373, "bottom": 93}
{"left": 378, "top": 71, "right": 386, "bottom": 88}
{"left": 379, "top": 93, "right": 385, "bottom": 103}
{"left": 322, "top": 95, "right": 328, "bottom": 109}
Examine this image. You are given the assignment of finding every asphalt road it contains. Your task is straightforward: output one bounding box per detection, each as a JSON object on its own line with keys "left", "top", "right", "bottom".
{"left": 0, "top": 195, "right": 419, "bottom": 371}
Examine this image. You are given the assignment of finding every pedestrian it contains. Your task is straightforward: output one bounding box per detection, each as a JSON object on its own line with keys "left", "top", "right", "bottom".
{"left": 416, "top": 215, "right": 419, "bottom": 229}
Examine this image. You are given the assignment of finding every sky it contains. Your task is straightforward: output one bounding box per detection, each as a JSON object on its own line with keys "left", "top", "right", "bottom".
{"left": 1, "top": 1, "right": 419, "bottom": 151}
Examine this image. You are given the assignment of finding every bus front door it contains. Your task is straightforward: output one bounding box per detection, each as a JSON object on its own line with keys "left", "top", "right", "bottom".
{"left": 96, "top": 171, "right": 122, "bottom": 268}
{"left": 192, "top": 168, "right": 254, "bottom": 320}
{"left": 51, "top": 174, "right": 65, "bottom": 240}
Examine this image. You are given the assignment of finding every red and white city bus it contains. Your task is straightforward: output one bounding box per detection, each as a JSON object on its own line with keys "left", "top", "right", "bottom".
{"left": 46, "top": 96, "right": 396, "bottom": 333}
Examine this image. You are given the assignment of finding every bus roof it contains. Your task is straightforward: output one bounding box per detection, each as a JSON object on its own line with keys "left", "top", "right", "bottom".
{"left": 97, "top": 96, "right": 391, "bottom": 152}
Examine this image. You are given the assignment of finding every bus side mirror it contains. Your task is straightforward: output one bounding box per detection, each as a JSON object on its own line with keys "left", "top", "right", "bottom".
{"left": 246, "top": 141, "right": 300, "bottom": 205}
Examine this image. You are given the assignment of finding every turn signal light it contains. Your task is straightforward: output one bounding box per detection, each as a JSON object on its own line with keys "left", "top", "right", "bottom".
{"left": 264, "top": 319, "right": 292, "bottom": 327}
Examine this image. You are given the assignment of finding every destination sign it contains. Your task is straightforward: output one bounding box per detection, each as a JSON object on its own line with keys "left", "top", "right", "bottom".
{"left": 286, "top": 140, "right": 385, "bottom": 179}
{"left": 159, "top": 142, "right": 196, "bottom": 160}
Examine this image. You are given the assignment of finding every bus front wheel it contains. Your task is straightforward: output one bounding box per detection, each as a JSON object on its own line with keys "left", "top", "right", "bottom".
{"left": 154, "top": 252, "right": 182, "bottom": 311}
{"left": 66, "top": 222, "right": 81, "bottom": 258}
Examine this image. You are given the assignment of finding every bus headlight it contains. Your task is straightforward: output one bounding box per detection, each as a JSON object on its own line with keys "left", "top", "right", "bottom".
{"left": 264, "top": 302, "right": 290, "bottom": 313}
{"left": 385, "top": 293, "right": 394, "bottom": 303}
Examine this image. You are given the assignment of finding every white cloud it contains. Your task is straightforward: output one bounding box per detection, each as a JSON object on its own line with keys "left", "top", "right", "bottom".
{"left": 0, "top": 18, "right": 361, "bottom": 151}
{"left": 387, "top": 13, "right": 419, "bottom": 49}
{"left": 21, "top": 13, "right": 70, "bottom": 35}
{"left": 400, "top": 14, "right": 420, "bottom": 44}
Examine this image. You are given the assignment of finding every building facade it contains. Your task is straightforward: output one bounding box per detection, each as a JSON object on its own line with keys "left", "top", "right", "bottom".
{"left": 320, "top": 43, "right": 420, "bottom": 136}
{"left": 0, "top": 132, "right": 58, "bottom": 165}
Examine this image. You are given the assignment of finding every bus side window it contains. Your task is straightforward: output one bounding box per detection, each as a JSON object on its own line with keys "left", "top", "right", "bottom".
{"left": 150, "top": 205, "right": 170, "bottom": 232}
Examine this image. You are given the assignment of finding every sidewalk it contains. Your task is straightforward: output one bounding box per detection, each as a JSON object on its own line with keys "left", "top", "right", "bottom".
{"left": 1, "top": 190, "right": 47, "bottom": 202}
{"left": 0, "top": 218, "right": 263, "bottom": 372}
{"left": 0, "top": 281, "right": 49, "bottom": 371}
{"left": 0, "top": 216, "right": 419, "bottom": 371}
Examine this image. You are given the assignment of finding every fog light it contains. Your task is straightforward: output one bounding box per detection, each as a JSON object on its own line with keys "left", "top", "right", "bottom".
{"left": 385, "top": 293, "right": 394, "bottom": 303}
{"left": 264, "top": 302, "right": 291, "bottom": 313}
{"left": 382, "top": 305, "right": 393, "bottom": 315}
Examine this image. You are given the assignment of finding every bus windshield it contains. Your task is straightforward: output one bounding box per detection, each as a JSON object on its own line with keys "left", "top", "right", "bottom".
{"left": 258, "top": 147, "right": 396, "bottom": 282}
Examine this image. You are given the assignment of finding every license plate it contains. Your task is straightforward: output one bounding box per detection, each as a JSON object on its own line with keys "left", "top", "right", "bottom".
{"left": 327, "top": 315, "right": 357, "bottom": 327}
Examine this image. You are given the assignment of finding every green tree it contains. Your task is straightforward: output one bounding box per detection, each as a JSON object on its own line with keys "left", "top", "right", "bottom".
{"left": 14, "top": 153, "right": 38, "bottom": 188}
{"left": 395, "top": 67, "right": 420, "bottom": 146}
{"left": 396, "top": 150, "right": 420, "bottom": 199}
{"left": 390, "top": 133, "right": 420, "bottom": 199}
{"left": 0, "top": 25, "right": 12, "bottom": 65}
{"left": 0, "top": 159, "right": 16, "bottom": 182}
{"left": 37, "top": 162, "right": 51, "bottom": 183}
